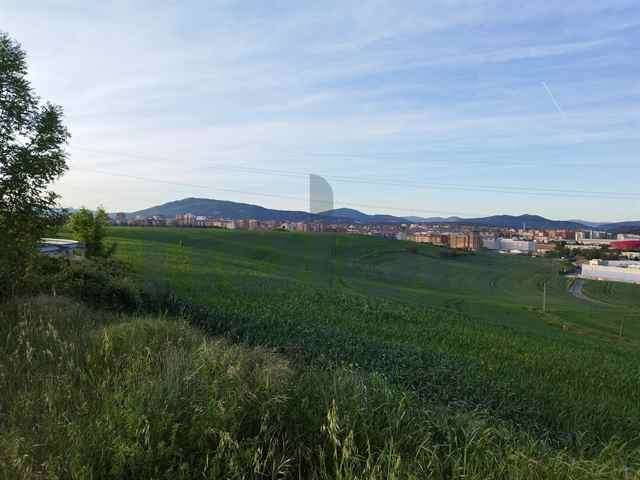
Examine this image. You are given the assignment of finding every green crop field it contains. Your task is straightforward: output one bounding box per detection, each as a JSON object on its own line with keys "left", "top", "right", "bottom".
{"left": 582, "top": 279, "right": 640, "bottom": 307}
{"left": 108, "top": 227, "right": 640, "bottom": 452}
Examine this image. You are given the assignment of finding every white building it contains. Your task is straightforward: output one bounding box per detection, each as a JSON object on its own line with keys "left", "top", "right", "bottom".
{"left": 581, "top": 260, "right": 640, "bottom": 284}
{"left": 617, "top": 233, "right": 640, "bottom": 240}
{"left": 482, "top": 237, "right": 536, "bottom": 254}
{"left": 39, "top": 238, "right": 85, "bottom": 258}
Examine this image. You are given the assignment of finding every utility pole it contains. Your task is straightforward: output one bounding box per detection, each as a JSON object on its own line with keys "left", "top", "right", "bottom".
{"left": 542, "top": 282, "right": 547, "bottom": 313}
{"left": 619, "top": 316, "right": 625, "bottom": 339}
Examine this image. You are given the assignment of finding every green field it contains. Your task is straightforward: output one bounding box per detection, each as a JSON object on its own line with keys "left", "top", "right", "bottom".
{"left": 108, "top": 227, "right": 640, "bottom": 449}
{"left": 5, "top": 296, "right": 638, "bottom": 479}
{"left": 583, "top": 279, "right": 640, "bottom": 307}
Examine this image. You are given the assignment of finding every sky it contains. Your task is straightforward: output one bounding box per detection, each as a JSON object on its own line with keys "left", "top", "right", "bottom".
{"left": 3, "top": 0, "right": 640, "bottom": 221}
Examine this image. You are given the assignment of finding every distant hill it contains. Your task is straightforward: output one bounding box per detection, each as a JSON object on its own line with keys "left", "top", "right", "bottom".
{"left": 132, "top": 198, "right": 325, "bottom": 223}
{"left": 566, "top": 219, "right": 607, "bottom": 228}
{"left": 320, "top": 208, "right": 407, "bottom": 224}
{"left": 598, "top": 221, "right": 640, "bottom": 234}
{"left": 405, "top": 215, "right": 463, "bottom": 223}
{"left": 456, "top": 214, "right": 589, "bottom": 230}
{"left": 132, "top": 199, "right": 409, "bottom": 224}
{"left": 127, "top": 198, "right": 640, "bottom": 231}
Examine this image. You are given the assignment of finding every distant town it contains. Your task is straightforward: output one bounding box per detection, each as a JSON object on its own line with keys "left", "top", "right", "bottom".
{"left": 114, "top": 212, "right": 639, "bottom": 249}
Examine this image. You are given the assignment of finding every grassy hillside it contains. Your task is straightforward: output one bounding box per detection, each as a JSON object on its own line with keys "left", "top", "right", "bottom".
{"left": 582, "top": 279, "right": 640, "bottom": 307}
{"left": 103, "top": 227, "right": 640, "bottom": 451}
{"left": 1, "top": 296, "right": 638, "bottom": 479}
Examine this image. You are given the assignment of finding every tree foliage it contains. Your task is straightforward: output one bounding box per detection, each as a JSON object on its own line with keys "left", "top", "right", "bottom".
{"left": 68, "top": 207, "right": 111, "bottom": 257}
{"left": 0, "top": 32, "right": 69, "bottom": 297}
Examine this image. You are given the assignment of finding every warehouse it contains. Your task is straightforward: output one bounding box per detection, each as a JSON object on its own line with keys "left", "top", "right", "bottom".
{"left": 580, "top": 260, "right": 640, "bottom": 284}
{"left": 610, "top": 240, "right": 640, "bottom": 251}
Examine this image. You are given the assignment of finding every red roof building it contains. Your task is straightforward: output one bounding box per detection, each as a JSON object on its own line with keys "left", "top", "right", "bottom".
{"left": 610, "top": 240, "right": 640, "bottom": 250}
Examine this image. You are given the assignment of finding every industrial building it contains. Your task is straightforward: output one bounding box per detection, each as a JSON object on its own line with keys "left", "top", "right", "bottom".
{"left": 610, "top": 240, "right": 640, "bottom": 251}
{"left": 581, "top": 260, "right": 640, "bottom": 284}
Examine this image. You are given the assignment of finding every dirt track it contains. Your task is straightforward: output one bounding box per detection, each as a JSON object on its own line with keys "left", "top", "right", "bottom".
{"left": 568, "top": 279, "right": 607, "bottom": 305}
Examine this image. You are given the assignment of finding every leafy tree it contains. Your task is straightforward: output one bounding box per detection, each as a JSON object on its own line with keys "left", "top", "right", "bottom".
{"left": 0, "top": 32, "right": 69, "bottom": 297}
{"left": 68, "top": 207, "right": 112, "bottom": 257}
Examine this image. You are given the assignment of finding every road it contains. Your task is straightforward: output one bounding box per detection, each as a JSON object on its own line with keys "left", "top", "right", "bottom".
{"left": 568, "top": 279, "right": 607, "bottom": 305}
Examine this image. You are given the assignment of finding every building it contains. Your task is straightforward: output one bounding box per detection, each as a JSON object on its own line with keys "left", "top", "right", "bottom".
{"left": 395, "top": 224, "right": 409, "bottom": 241}
{"left": 248, "top": 219, "right": 260, "bottom": 230}
{"left": 449, "top": 231, "right": 481, "bottom": 251}
{"left": 610, "top": 240, "right": 640, "bottom": 251}
{"left": 546, "top": 229, "right": 574, "bottom": 241}
{"left": 115, "top": 212, "right": 127, "bottom": 225}
{"left": 575, "top": 238, "right": 612, "bottom": 247}
{"left": 175, "top": 213, "right": 196, "bottom": 226}
{"left": 535, "top": 243, "right": 556, "bottom": 255}
{"left": 411, "top": 233, "right": 448, "bottom": 246}
{"left": 292, "top": 222, "right": 308, "bottom": 232}
{"left": 308, "top": 222, "right": 325, "bottom": 233}
{"left": 575, "top": 230, "right": 611, "bottom": 241}
{"left": 581, "top": 259, "right": 640, "bottom": 284}
{"left": 483, "top": 237, "right": 536, "bottom": 254}
{"left": 39, "top": 238, "right": 85, "bottom": 258}
{"left": 566, "top": 244, "right": 602, "bottom": 252}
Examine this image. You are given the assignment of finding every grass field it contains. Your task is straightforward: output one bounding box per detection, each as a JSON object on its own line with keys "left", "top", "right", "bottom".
{"left": 4, "top": 296, "right": 639, "bottom": 479}
{"left": 104, "top": 227, "right": 640, "bottom": 453}
{"left": 582, "top": 279, "right": 640, "bottom": 307}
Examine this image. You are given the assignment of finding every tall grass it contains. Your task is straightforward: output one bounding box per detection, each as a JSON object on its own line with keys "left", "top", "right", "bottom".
{"left": 1, "top": 296, "right": 639, "bottom": 479}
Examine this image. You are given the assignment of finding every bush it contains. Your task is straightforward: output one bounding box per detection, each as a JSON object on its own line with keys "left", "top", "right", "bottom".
{"left": 25, "top": 256, "right": 142, "bottom": 311}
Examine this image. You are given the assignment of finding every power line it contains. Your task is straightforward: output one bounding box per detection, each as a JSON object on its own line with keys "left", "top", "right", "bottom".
{"left": 73, "top": 167, "right": 482, "bottom": 217}
{"left": 76, "top": 145, "right": 640, "bottom": 170}
{"left": 73, "top": 146, "right": 640, "bottom": 200}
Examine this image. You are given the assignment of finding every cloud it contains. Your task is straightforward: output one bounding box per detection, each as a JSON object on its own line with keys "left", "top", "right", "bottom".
{"left": 3, "top": 0, "right": 639, "bottom": 219}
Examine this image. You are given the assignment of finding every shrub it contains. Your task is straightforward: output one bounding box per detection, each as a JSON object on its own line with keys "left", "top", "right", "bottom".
{"left": 25, "top": 256, "right": 142, "bottom": 311}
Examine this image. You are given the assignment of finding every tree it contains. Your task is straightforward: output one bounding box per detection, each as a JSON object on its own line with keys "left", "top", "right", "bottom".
{"left": 68, "top": 207, "right": 111, "bottom": 257}
{"left": 0, "top": 32, "right": 69, "bottom": 297}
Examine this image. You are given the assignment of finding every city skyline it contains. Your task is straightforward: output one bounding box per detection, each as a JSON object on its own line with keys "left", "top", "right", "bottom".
{"left": 4, "top": 1, "right": 640, "bottom": 221}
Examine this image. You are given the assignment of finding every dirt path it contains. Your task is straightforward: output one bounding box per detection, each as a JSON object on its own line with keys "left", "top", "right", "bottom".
{"left": 568, "top": 279, "right": 608, "bottom": 305}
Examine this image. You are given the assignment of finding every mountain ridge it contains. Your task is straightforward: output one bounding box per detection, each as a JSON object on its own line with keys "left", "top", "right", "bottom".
{"left": 126, "top": 197, "right": 640, "bottom": 231}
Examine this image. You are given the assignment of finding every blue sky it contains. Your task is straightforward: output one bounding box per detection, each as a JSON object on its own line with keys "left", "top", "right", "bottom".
{"left": 4, "top": 1, "right": 640, "bottom": 220}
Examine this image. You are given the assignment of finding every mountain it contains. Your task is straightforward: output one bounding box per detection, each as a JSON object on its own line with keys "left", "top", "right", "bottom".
{"left": 132, "top": 198, "right": 325, "bottom": 223}
{"left": 320, "top": 208, "right": 408, "bottom": 224}
{"left": 566, "top": 219, "right": 607, "bottom": 228}
{"left": 598, "top": 221, "right": 640, "bottom": 234}
{"left": 128, "top": 198, "right": 640, "bottom": 232}
{"left": 455, "top": 214, "right": 588, "bottom": 230}
{"left": 405, "top": 216, "right": 463, "bottom": 223}
{"left": 132, "top": 200, "right": 410, "bottom": 224}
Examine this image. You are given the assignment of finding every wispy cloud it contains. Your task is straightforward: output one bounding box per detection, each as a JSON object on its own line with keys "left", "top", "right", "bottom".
{"left": 3, "top": 0, "right": 639, "bottom": 220}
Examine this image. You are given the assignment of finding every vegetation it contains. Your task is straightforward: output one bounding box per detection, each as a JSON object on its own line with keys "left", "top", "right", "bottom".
{"left": 68, "top": 206, "right": 112, "bottom": 257}
{"left": 0, "top": 32, "right": 69, "bottom": 298}
{"left": 100, "top": 227, "right": 640, "bottom": 454}
{"left": 582, "top": 280, "right": 640, "bottom": 308}
{"left": 2, "top": 295, "right": 639, "bottom": 479}
{"left": 2, "top": 26, "right": 638, "bottom": 479}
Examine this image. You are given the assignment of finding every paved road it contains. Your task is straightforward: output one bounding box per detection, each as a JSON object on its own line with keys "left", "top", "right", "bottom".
{"left": 568, "top": 279, "right": 607, "bottom": 305}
